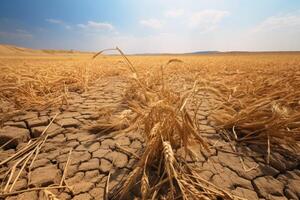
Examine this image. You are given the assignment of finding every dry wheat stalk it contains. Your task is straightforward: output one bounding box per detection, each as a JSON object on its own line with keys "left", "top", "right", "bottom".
{"left": 141, "top": 156, "right": 149, "bottom": 200}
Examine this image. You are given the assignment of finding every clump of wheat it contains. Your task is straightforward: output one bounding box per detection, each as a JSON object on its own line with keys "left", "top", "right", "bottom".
{"left": 92, "top": 49, "right": 233, "bottom": 200}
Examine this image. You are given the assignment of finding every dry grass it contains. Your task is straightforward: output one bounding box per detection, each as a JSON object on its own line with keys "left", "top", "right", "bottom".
{"left": 210, "top": 61, "right": 300, "bottom": 159}
{"left": 0, "top": 54, "right": 131, "bottom": 121}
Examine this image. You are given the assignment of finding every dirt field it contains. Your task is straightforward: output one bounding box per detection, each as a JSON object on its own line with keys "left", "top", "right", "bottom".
{"left": 0, "top": 46, "right": 300, "bottom": 200}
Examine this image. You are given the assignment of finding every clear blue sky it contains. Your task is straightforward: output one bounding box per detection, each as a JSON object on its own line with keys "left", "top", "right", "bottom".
{"left": 0, "top": 0, "right": 300, "bottom": 53}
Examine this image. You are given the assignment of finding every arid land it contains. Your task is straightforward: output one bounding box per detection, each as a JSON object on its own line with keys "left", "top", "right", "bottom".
{"left": 0, "top": 45, "right": 300, "bottom": 200}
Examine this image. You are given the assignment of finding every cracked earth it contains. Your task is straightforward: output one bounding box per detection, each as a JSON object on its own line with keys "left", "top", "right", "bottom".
{"left": 0, "top": 76, "right": 300, "bottom": 200}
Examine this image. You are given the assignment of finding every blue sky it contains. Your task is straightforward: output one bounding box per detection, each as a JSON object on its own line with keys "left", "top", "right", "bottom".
{"left": 0, "top": 0, "right": 300, "bottom": 53}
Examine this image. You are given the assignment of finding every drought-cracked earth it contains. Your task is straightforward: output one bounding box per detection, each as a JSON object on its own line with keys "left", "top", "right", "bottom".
{"left": 0, "top": 76, "right": 299, "bottom": 200}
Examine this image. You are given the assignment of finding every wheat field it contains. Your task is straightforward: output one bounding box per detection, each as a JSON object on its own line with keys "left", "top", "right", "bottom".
{"left": 0, "top": 46, "right": 300, "bottom": 199}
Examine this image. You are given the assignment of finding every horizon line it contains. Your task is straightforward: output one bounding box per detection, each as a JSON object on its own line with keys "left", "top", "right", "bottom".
{"left": 1, "top": 43, "right": 300, "bottom": 55}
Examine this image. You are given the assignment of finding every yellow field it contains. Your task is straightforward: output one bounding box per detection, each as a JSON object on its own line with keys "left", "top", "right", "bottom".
{"left": 1, "top": 49, "right": 300, "bottom": 199}
{"left": 1, "top": 50, "right": 299, "bottom": 151}
{"left": 1, "top": 52, "right": 300, "bottom": 112}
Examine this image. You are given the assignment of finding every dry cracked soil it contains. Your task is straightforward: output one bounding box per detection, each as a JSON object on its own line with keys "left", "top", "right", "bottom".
{"left": 0, "top": 76, "right": 299, "bottom": 200}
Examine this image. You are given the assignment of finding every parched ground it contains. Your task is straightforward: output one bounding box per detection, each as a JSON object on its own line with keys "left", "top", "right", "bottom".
{"left": 1, "top": 56, "right": 300, "bottom": 200}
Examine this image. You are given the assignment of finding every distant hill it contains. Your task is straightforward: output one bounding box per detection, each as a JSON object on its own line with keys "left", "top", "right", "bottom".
{"left": 189, "top": 50, "right": 300, "bottom": 55}
{"left": 0, "top": 44, "right": 93, "bottom": 56}
{"left": 187, "top": 51, "right": 220, "bottom": 55}
{"left": 0, "top": 44, "right": 43, "bottom": 56}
